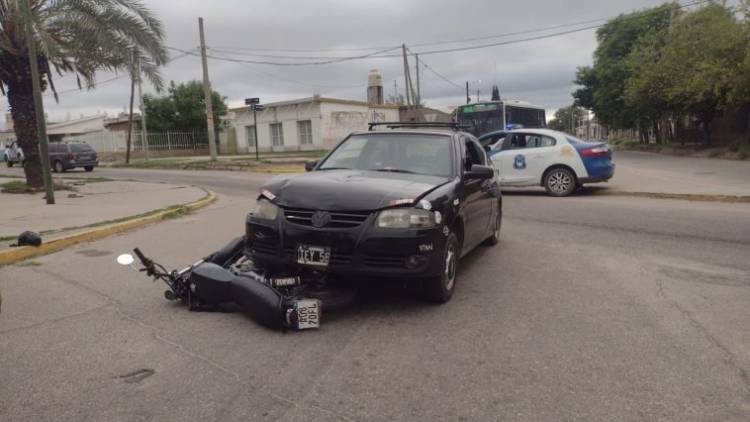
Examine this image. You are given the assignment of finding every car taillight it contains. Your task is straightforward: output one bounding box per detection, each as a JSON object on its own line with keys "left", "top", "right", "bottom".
{"left": 580, "top": 146, "right": 609, "bottom": 157}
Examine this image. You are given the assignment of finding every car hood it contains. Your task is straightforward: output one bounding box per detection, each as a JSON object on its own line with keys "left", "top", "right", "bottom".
{"left": 263, "top": 170, "right": 452, "bottom": 211}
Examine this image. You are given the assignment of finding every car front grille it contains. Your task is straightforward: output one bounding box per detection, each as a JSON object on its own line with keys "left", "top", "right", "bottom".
{"left": 364, "top": 255, "right": 405, "bottom": 268}
{"left": 284, "top": 208, "right": 371, "bottom": 229}
{"left": 250, "top": 237, "right": 278, "bottom": 255}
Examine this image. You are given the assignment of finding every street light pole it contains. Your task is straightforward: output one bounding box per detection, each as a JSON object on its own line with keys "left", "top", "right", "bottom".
{"left": 245, "top": 98, "right": 262, "bottom": 161}
{"left": 20, "top": 0, "right": 54, "bottom": 204}
{"left": 253, "top": 106, "right": 259, "bottom": 161}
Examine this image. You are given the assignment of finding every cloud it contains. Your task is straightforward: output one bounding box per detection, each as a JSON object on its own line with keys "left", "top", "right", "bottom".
{"left": 1, "top": 0, "right": 664, "bottom": 124}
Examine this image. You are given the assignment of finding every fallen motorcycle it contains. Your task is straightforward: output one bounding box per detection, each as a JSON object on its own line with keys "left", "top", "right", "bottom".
{"left": 116, "top": 236, "right": 357, "bottom": 330}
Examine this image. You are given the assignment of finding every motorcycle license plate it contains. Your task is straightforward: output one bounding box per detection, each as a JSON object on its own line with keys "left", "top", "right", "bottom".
{"left": 297, "top": 244, "right": 330, "bottom": 267}
{"left": 291, "top": 299, "right": 321, "bottom": 330}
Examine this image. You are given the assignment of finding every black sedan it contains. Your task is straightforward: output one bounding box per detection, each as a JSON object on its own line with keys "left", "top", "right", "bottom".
{"left": 245, "top": 123, "right": 502, "bottom": 303}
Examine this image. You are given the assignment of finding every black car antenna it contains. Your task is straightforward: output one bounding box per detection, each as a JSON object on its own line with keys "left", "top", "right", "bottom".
{"left": 367, "top": 122, "right": 470, "bottom": 131}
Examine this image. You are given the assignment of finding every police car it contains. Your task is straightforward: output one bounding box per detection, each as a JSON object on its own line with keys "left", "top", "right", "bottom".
{"left": 479, "top": 128, "right": 614, "bottom": 197}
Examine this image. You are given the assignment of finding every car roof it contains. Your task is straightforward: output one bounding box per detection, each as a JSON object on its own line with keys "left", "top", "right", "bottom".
{"left": 507, "top": 128, "right": 566, "bottom": 137}
{"left": 350, "top": 128, "right": 465, "bottom": 138}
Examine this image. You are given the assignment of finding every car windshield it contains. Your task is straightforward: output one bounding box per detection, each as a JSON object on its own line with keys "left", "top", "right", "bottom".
{"left": 318, "top": 133, "right": 453, "bottom": 177}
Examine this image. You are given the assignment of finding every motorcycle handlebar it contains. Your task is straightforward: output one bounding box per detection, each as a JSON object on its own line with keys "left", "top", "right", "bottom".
{"left": 133, "top": 248, "right": 149, "bottom": 266}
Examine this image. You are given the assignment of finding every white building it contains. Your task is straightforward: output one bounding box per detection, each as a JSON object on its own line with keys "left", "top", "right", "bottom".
{"left": 228, "top": 95, "right": 400, "bottom": 153}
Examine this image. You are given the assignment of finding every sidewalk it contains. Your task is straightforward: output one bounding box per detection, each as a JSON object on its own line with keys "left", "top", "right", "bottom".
{"left": 609, "top": 151, "right": 750, "bottom": 196}
{"left": 0, "top": 180, "right": 206, "bottom": 240}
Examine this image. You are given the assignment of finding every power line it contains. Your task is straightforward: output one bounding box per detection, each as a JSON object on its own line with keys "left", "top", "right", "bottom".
{"left": 167, "top": 45, "right": 401, "bottom": 66}
{"left": 201, "top": 0, "right": 710, "bottom": 60}
{"left": 206, "top": 51, "right": 365, "bottom": 90}
{"left": 411, "top": 51, "right": 463, "bottom": 92}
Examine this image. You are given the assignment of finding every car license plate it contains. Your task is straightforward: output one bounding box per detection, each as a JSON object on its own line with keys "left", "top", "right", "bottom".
{"left": 297, "top": 244, "right": 330, "bottom": 267}
{"left": 290, "top": 299, "right": 321, "bottom": 330}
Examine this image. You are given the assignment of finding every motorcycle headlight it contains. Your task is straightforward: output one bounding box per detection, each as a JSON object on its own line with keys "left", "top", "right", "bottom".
{"left": 377, "top": 208, "right": 436, "bottom": 229}
{"left": 251, "top": 198, "right": 279, "bottom": 221}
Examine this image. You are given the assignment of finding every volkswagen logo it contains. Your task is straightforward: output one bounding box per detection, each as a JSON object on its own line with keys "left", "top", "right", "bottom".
{"left": 311, "top": 211, "right": 331, "bottom": 228}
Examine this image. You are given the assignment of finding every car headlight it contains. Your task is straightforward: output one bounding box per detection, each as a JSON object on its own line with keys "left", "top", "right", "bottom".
{"left": 251, "top": 198, "right": 279, "bottom": 220}
{"left": 377, "top": 208, "right": 436, "bottom": 229}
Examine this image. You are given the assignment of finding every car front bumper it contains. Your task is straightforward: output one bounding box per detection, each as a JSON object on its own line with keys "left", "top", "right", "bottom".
{"left": 245, "top": 210, "right": 446, "bottom": 279}
{"left": 69, "top": 159, "right": 99, "bottom": 169}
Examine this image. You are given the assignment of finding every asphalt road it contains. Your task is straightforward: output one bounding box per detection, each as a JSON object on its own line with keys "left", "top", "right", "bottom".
{"left": 1, "top": 165, "right": 750, "bottom": 421}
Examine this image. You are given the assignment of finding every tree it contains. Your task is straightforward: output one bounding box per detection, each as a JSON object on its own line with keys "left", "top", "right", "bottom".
{"left": 658, "top": 3, "right": 749, "bottom": 144}
{"left": 624, "top": 25, "right": 675, "bottom": 144}
{"left": 0, "top": 0, "right": 167, "bottom": 187}
{"left": 548, "top": 106, "right": 587, "bottom": 133}
{"left": 143, "top": 80, "right": 227, "bottom": 132}
{"left": 573, "top": 4, "right": 675, "bottom": 131}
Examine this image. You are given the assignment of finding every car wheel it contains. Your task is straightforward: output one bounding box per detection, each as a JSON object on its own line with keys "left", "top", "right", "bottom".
{"left": 544, "top": 167, "right": 576, "bottom": 197}
{"left": 6, "top": 160, "right": 12, "bottom": 168}
{"left": 423, "top": 232, "right": 460, "bottom": 304}
{"left": 84, "top": 166, "right": 94, "bottom": 172}
{"left": 54, "top": 160, "right": 65, "bottom": 173}
{"left": 482, "top": 203, "right": 502, "bottom": 246}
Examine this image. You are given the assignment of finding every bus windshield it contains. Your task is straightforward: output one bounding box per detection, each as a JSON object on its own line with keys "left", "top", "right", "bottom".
{"left": 457, "top": 102, "right": 546, "bottom": 137}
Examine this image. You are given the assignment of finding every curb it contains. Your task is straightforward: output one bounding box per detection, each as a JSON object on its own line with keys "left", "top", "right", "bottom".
{"left": 0, "top": 190, "right": 217, "bottom": 266}
{"left": 597, "top": 190, "right": 750, "bottom": 203}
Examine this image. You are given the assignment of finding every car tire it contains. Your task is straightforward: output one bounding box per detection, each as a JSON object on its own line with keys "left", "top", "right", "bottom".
{"left": 54, "top": 160, "right": 65, "bottom": 173}
{"left": 422, "top": 232, "right": 460, "bottom": 304}
{"left": 544, "top": 167, "right": 576, "bottom": 197}
{"left": 6, "top": 160, "right": 12, "bottom": 168}
{"left": 482, "top": 203, "right": 502, "bottom": 246}
{"left": 84, "top": 166, "right": 94, "bottom": 172}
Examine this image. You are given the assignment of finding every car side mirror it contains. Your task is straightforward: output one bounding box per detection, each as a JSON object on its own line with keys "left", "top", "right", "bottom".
{"left": 466, "top": 164, "right": 494, "bottom": 180}
{"left": 305, "top": 160, "right": 318, "bottom": 172}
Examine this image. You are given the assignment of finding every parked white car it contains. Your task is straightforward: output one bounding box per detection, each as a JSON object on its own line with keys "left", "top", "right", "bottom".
{"left": 479, "top": 129, "right": 615, "bottom": 196}
{"left": 3, "top": 141, "right": 24, "bottom": 167}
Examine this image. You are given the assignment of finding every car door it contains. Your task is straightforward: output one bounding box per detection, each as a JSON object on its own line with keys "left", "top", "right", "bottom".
{"left": 461, "top": 136, "right": 494, "bottom": 249}
{"left": 493, "top": 133, "right": 533, "bottom": 185}
{"left": 493, "top": 133, "right": 557, "bottom": 185}
{"left": 519, "top": 133, "right": 558, "bottom": 185}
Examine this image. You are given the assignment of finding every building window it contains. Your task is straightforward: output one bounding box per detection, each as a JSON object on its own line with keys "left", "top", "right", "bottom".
{"left": 245, "top": 126, "right": 256, "bottom": 148}
{"left": 297, "top": 120, "right": 313, "bottom": 145}
{"left": 270, "top": 123, "right": 284, "bottom": 147}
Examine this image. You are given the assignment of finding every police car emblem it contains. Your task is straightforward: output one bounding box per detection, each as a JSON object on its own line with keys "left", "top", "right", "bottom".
{"left": 513, "top": 154, "right": 526, "bottom": 170}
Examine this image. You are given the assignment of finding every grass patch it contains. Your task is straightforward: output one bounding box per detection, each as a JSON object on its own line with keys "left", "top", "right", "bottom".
{"left": 0, "top": 180, "right": 77, "bottom": 194}
{"left": 0, "top": 174, "right": 23, "bottom": 179}
{"left": 16, "top": 260, "right": 42, "bottom": 267}
{"left": 113, "top": 157, "right": 305, "bottom": 173}
{"left": 60, "top": 176, "right": 114, "bottom": 183}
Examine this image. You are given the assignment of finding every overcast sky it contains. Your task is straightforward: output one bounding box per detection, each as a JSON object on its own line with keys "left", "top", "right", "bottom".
{"left": 2, "top": 0, "right": 677, "bottom": 126}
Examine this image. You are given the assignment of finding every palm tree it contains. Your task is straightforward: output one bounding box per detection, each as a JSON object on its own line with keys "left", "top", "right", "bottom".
{"left": 0, "top": 0, "right": 167, "bottom": 187}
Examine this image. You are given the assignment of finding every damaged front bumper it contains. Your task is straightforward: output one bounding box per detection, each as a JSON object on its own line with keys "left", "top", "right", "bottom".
{"left": 246, "top": 211, "right": 446, "bottom": 279}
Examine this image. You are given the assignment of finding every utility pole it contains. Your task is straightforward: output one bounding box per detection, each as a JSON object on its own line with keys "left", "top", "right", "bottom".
{"left": 126, "top": 65, "right": 135, "bottom": 164}
{"left": 466, "top": 81, "right": 470, "bottom": 104}
{"left": 415, "top": 54, "right": 421, "bottom": 107}
{"left": 401, "top": 44, "right": 412, "bottom": 107}
{"left": 199, "top": 17, "right": 217, "bottom": 161}
{"left": 20, "top": 0, "right": 54, "bottom": 204}
{"left": 137, "top": 58, "right": 150, "bottom": 160}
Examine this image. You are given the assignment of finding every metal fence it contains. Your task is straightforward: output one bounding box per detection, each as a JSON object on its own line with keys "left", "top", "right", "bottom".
{"left": 63, "top": 130, "right": 209, "bottom": 152}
